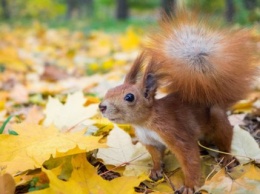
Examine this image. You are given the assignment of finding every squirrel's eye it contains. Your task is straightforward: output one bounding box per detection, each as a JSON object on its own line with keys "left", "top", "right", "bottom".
{"left": 124, "top": 93, "right": 135, "bottom": 102}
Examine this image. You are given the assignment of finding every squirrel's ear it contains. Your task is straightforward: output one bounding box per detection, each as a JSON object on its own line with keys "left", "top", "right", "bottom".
{"left": 124, "top": 53, "right": 145, "bottom": 84}
{"left": 144, "top": 73, "right": 157, "bottom": 99}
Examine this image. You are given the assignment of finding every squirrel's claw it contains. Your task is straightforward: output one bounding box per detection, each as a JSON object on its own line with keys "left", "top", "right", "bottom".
{"left": 149, "top": 168, "right": 163, "bottom": 181}
{"left": 217, "top": 155, "right": 240, "bottom": 171}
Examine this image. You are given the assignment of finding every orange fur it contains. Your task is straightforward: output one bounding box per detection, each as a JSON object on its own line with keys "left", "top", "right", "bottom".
{"left": 99, "top": 11, "right": 256, "bottom": 194}
{"left": 144, "top": 11, "right": 256, "bottom": 106}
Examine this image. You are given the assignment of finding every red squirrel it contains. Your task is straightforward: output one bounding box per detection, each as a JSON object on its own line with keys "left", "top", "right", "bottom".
{"left": 99, "top": 11, "right": 256, "bottom": 194}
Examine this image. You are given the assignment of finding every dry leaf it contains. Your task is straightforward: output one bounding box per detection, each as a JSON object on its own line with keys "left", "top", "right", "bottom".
{"left": 0, "top": 123, "right": 105, "bottom": 174}
{"left": 231, "top": 100, "right": 254, "bottom": 113}
{"left": 31, "top": 154, "right": 146, "bottom": 194}
{"left": 0, "top": 173, "right": 15, "bottom": 194}
{"left": 40, "top": 65, "right": 69, "bottom": 81}
{"left": 97, "top": 125, "right": 152, "bottom": 176}
{"left": 9, "top": 83, "right": 28, "bottom": 103}
{"left": 24, "top": 106, "right": 44, "bottom": 124}
{"left": 44, "top": 91, "right": 98, "bottom": 132}
{"left": 228, "top": 114, "right": 246, "bottom": 126}
{"left": 231, "top": 125, "right": 260, "bottom": 164}
{"left": 200, "top": 165, "right": 260, "bottom": 194}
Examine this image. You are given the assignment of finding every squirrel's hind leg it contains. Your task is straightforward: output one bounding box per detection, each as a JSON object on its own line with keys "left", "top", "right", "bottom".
{"left": 164, "top": 136, "right": 201, "bottom": 193}
{"left": 209, "top": 105, "right": 239, "bottom": 169}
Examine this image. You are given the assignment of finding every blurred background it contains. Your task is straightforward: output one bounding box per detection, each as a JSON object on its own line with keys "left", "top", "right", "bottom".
{"left": 0, "top": 0, "right": 259, "bottom": 31}
{"left": 0, "top": 0, "right": 259, "bottom": 105}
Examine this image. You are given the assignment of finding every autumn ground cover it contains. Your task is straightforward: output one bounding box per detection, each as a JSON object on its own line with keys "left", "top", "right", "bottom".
{"left": 0, "top": 21, "right": 260, "bottom": 194}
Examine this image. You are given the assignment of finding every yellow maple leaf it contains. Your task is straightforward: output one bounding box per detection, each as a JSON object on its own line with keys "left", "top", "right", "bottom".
{"left": 231, "top": 99, "right": 255, "bottom": 113}
{"left": 0, "top": 123, "right": 106, "bottom": 174}
{"left": 240, "top": 164, "right": 260, "bottom": 181}
{"left": 31, "top": 154, "right": 146, "bottom": 194}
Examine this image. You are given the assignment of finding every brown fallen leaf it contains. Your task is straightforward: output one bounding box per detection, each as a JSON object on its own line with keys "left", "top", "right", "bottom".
{"left": 40, "top": 64, "right": 69, "bottom": 81}
{"left": 9, "top": 83, "right": 28, "bottom": 104}
{"left": 0, "top": 173, "right": 15, "bottom": 194}
{"left": 24, "top": 106, "right": 44, "bottom": 124}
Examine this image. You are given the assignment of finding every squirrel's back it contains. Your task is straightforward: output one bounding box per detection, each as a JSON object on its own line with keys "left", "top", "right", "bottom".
{"left": 144, "top": 11, "right": 256, "bottom": 106}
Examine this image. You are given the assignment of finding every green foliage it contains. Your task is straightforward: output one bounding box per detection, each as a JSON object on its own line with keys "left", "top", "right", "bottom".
{"left": 186, "top": 0, "right": 260, "bottom": 25}
{"left": 2, "top": 0, "right": 66, "bottom": 20}
{"left": 0, "top": 116, "right": 12, "bottom": 134}
{"left": 129, "top": 0, "right": 160, "bottom": 9}
{"left": 8, "top": 130, "right": 18, "bottom": 135}
{"left": 96, "top": 0, "right": 160, "bottom": 9}
{"left": 0, "top": 65, "right": 5, "bottom": 72}
{"left": 186, "top": 0, "right": 225, "bottom": 13}
{"left": 28, "top": 177, "right": 49, "bottom": 192}
{"left": 233, "top": 0, "right": 260, "bottom": 25}
{"left": 0, "top": 0, "right": 259, "bottom": 28}
{"left": 234, "top": 0, "right": 249, "bottom": 24}
{"left": 21, "top": 0, "right": 66, "bottom": 20}
{"left": 96, "top": 0, "right": 114, "bottom": 6}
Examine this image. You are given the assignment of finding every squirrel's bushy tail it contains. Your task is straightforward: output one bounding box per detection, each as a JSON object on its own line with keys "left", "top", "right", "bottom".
{"left": 144, "top": 11, "right": 256, "bottom": 106}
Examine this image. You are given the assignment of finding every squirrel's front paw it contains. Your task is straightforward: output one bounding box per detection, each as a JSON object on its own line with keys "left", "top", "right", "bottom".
{"left": 149, "top": 168, "right": 163, "bottom": 181}
{"left": 174, "top": 186, "right": 195, "bottom": 194}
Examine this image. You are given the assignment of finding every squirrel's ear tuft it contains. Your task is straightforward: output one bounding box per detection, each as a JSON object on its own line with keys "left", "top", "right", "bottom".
{"left": 124, "top": 53, "right": 146, "bottom": 84}
{"left": 144, "top": 73, "right": 157, "bottom": 99}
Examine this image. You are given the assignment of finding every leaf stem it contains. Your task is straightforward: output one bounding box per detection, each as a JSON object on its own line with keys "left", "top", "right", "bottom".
{"left": 197, "top": 141, "right": 253, "bottom": 162}
{"left": 65, "top": 117, "right": 89, "bottom": 132}
{"left": 99, "top": 152, "right": 147, "bottom": 177}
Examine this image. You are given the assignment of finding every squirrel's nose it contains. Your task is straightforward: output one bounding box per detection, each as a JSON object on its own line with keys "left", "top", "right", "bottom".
{"left": 99, "top": 104, "right": 107, "bottom": 113}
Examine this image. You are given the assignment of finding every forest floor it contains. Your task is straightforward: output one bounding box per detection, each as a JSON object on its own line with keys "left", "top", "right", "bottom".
{"left": 0, "top": 20, "right": 260, "bottom": 194}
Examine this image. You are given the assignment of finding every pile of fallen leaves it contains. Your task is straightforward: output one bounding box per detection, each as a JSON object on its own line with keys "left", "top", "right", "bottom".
{"left": 1, "top": 23, "right": 260, "bottom": 194}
